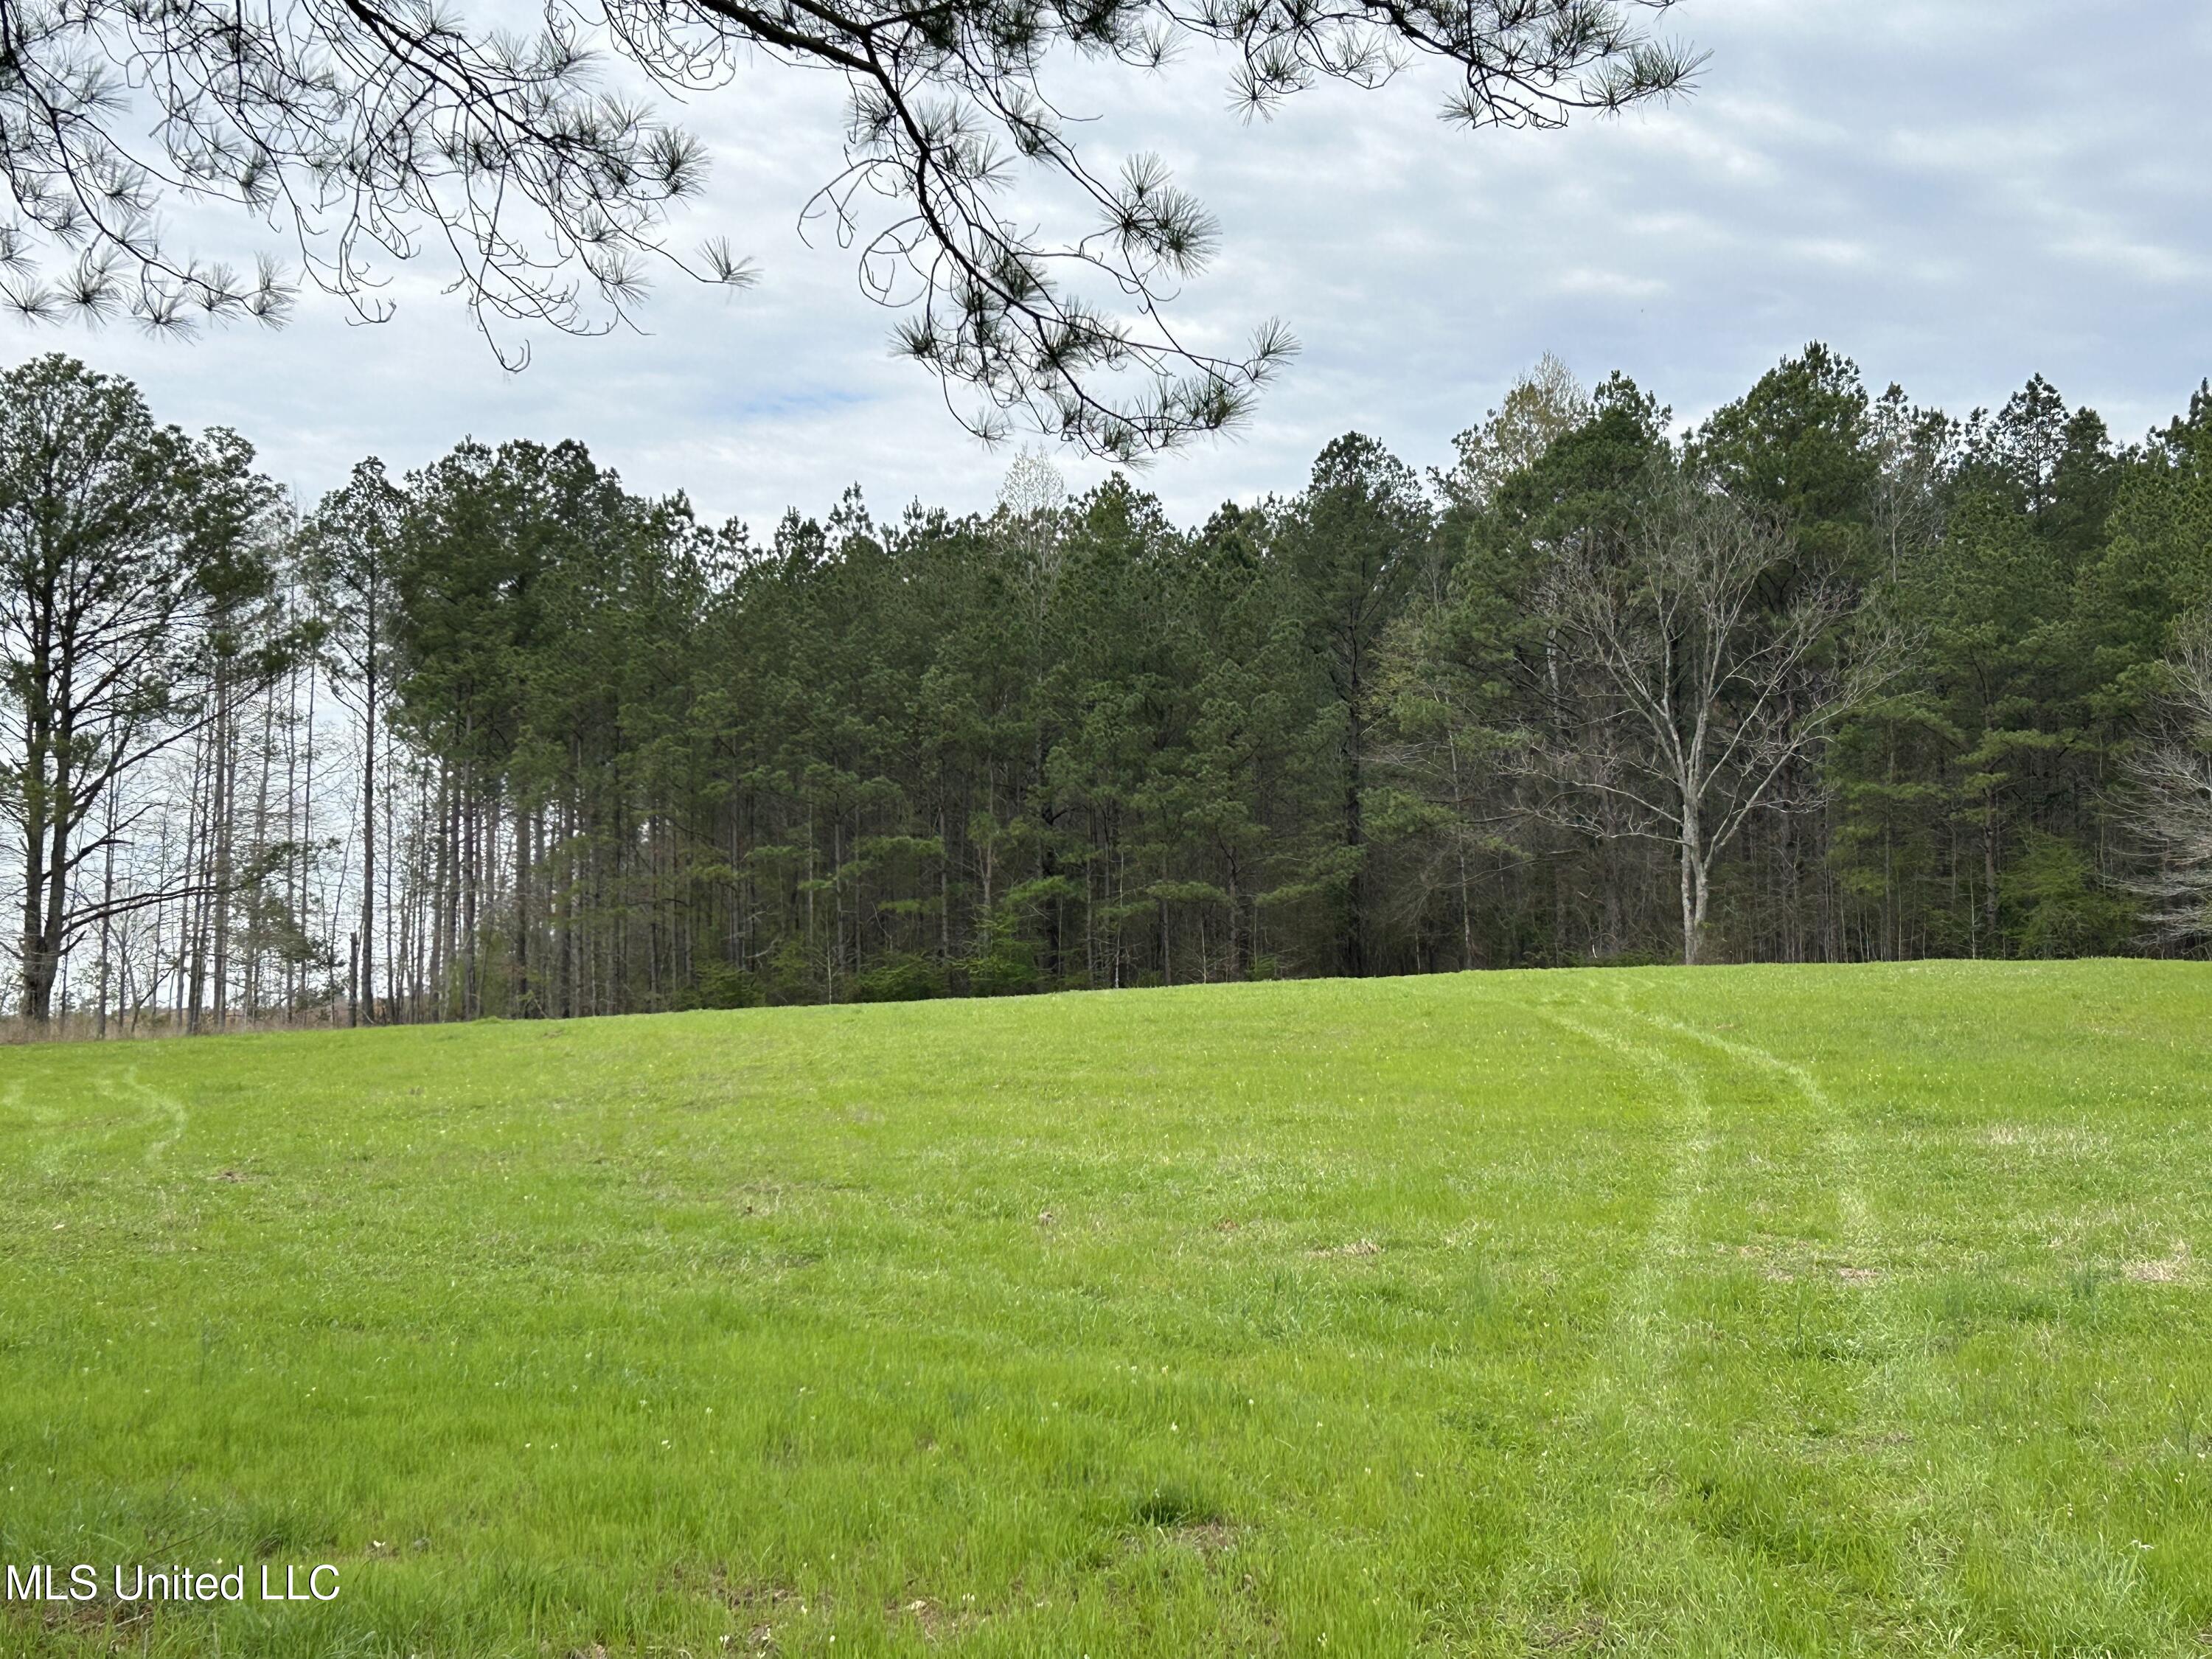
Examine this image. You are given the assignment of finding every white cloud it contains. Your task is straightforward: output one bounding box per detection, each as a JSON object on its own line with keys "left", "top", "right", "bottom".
{"left": 4, "top": 0, "right": 2208, "bottom": 527}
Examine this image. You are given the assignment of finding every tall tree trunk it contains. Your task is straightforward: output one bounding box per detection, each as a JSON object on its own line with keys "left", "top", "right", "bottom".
{"left": 212, "top": 664, "right": 234, "bottom": 1032}
{"left": 359, "top": 649, "right": 378, "bottom": 1023}
{"left": 95, "top": 793, "right": 116, "bottom": 1039}
{"left": 1343, "top": 695, "right": 1366, "bottom": 977}
{"left": 1983, "top": 794, "right": 2000, "bottom": 957}
{"left": 1680, "top": 799, "right": 1705, "bottom": 967}
{"left": 185, "top": 731, "right": 211, "bottom": 1034}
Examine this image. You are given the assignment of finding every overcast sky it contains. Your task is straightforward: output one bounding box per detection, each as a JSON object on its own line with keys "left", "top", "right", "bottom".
{"left": 7, "top": 0, "right": 2208, "bottom": 531}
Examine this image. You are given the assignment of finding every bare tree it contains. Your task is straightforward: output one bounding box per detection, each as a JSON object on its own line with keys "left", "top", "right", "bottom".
{"left": 2121, "top": 624, "right": 2212, "bottom": 947}
{"left": 1525, "top": 476, "right": 1881, "bottom": 964}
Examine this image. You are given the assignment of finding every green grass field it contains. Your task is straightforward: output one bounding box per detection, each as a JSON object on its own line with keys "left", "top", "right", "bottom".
{"left": 4, "top": 962, "right": 2212, "bottom": 1657}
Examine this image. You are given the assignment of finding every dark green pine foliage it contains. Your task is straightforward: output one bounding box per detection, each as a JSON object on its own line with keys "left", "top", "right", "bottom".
{"left": 350, "top": 361, "right": 2212, "bottom": 1012}
{"left": 1274, "top": 435, "right": 1433, "bottom": 975}
{"left": 27, "top": 348, "right": 2212, "bottom": 1029}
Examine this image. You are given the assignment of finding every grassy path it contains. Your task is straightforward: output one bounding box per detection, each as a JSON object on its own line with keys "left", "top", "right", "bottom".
{"left": 3, "top": 961, "right": 2211, "bottom": 1655}
{"left": 1467, "top": 1003, "right": 1716, "bottom": 1652}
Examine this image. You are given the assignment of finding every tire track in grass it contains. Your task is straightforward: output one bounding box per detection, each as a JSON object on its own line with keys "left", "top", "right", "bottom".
{"left": 1611, "top": 1005, "right": 2163, "bottom": 1649}
{"left": 1619, "top": 1010, "right": 1924, "bottom": 1602}
{"left": 1465, "top": 1003, "right": 1714, "bottom": 1646}
{"left": 34, "top": 1068, "right": 192, "bottom": 1172}
{"left": 1621, "top": 1008, "right": 1944, "bottom": 1467}
{"left": 1532, "top": 996, "right": 2177, "bottom": 1652}
{"left": 1539, "top": 1012, "right": 1713, "bottom": 1387}
{"left": 1491, "top": 987, "right": 1930, "bottom": 1649}
{"left": 1627, "top": 1011, "right": 1882, "bottom": 1293}
{"left": 120, "top": 1066, "right": 190, "bottom": 1166}
{"left": 1703, "top": 1017, "right": 2183, "bottom": 1651}
{"left": 8, "top": 1073, "right": 165, "bottom": 1177}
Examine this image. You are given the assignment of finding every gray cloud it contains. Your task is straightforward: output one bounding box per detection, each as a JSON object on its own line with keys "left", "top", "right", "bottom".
{"left": 6, "top": 0, "right": 2208, "bottom": 527}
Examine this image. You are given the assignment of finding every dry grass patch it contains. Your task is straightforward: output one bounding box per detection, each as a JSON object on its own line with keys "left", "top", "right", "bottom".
{"left": 2124, "top": 1241, "right": 2193, "bottom": 1284}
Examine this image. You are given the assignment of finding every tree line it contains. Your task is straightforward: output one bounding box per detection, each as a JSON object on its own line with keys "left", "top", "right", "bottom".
{"left": 6, "top": 344, "right": 2211, "bottom": 1034}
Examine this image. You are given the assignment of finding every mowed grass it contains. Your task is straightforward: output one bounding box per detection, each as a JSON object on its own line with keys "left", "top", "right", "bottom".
{"left": 4, "top": 963, "right": 2212, "bottom": 1657}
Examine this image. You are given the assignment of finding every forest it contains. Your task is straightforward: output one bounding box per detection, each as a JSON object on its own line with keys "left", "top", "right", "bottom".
{"left": 6, "top": 344, "right": 2212, "bottom": 1034}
